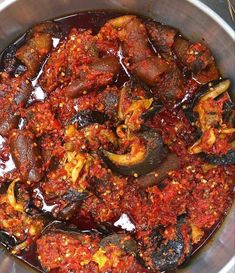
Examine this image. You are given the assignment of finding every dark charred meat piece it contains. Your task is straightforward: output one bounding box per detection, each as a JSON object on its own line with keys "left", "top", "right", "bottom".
{"left": 70, "top": 110, "right": 109, "bottom": 128}
{"left": 141, "top": 219, "right": 192, "bottom": 272}
{"left": 202, "top": 150, "right": 235, "bottom": 165}
{"left": 62, "top": 189, "right": 90, "bottom": 202}
{"left": 9, "top": 130, "right": 44, "bottom": 182}
{"left": 56, "top": 190, "right": 90, "bottom": 220}
{"left": 56, "top": 202, "right": 81, "bottom": 221}
{"left": 64, "top": 56, "right": 120, "bottom": 98}
{"left": 102, "top": 128, "right": 168, "bottom": 176}
{"left": 146, "top": 21, "right": 179, "bottom": 54}
{"left": 0, "top": 231, "right": 18, "bottom": 249}
{"left": 135, "top": 153, "right": 180, "bottom": 188}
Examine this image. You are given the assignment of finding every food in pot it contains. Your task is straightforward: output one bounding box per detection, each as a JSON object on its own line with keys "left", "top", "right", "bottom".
{"left": 0, "top": 10, "right": 234, "bottom": 273}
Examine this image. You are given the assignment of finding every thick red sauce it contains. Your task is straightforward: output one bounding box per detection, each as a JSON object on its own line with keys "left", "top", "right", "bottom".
{"left": 0, "top": 10, "right": 234, "bottom": 273}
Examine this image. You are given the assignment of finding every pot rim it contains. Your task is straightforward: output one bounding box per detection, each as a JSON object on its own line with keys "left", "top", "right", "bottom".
{"left": 0, "top": 0, "right": 234, "bottom": 40}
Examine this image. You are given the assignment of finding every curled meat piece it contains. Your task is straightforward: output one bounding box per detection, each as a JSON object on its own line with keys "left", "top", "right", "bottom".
{"left": 146, "top": 21, "right": 179, "bottom": 55}
{"left": 188, "top": 79, "right": 235, "bottom": 164}
{"left": 117, "top": 83, "right": 155, "bottom": 131}
{"left": 0, "top": 74, "right": 32, "bottom": 136}
{"left": 16, "top": 21, "right": 60, "bottom": 77}
{"left": 0, "top": 180, "right": 44, "bottom": 253}
{"left": 102, "top": 128, "right": 167, "bottom": 176}
{"left": 64, "top": 56, "right": 120, "bottom": 98}
{"left": 56, "top": 189, "right": 90, "bottom": 221}
{"left": 141, "top": 219, "right": 192, "bottom": 272}
{"left": 173, "top": 37, "right": 219, "bottom": 83}
{"left": 9, "top": 129, "right": 44, "bottom": 182}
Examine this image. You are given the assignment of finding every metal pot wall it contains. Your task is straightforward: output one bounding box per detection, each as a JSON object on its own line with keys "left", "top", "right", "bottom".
{"left": 0, "top": 0, "right": 234, "bottom": 272}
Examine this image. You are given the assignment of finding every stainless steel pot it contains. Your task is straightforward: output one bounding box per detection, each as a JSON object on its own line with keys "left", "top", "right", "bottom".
{"left": 0, "top": 0, "right": 234, "bottom": 272}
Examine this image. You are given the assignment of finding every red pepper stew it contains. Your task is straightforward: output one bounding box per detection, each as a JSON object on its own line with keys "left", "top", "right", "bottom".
{"left": 0, "top": 10, "right": 234, "bottom": 273}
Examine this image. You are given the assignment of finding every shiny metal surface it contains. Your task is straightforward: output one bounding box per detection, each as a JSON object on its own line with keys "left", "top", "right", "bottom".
{"left": 0, "top": 0, "right": 234, "bottom": 273}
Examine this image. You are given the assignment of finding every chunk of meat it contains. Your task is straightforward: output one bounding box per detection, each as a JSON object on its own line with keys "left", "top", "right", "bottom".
{"left": 135, "top": 153, "right": 180, "bottom": 189}
{"left": 146, "top": 21, "right": 178, "bottom": 54}
{"left": 108, "top": 15, "right": 152, "bottom": 63}
{"left": 108, "top": 16, "right": 185, "bottom": 103}
{"left": 96, "top": 86, "right": 119, "bottom": 120}
{"left": 173, "top": 37, "right": 219, "bottom": 83}
{"left": 0, "top": 73, "right": 32, "bottom": 136}
{"left": 16, "top": 33, "right": 52, "bottom": 77}
{"left": 39, "top": 28, "right": 99, "bottom": 93}
{"left": 15, "top": 22, "right": 60, "bottom": 78}
{"left": 132, "top": 56, "right": 171, "bottom": 86}
{"left": 155, "top": 63, "right": 185, "bottom": 103}
{"left": 9, "top": 129, "right": 44, "bottom": 183}
{"left": 133, "top": 58, "right": 185, "bottom": 103}
{"left": 64, "top": 56, "right": 120, "bottom": 98}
